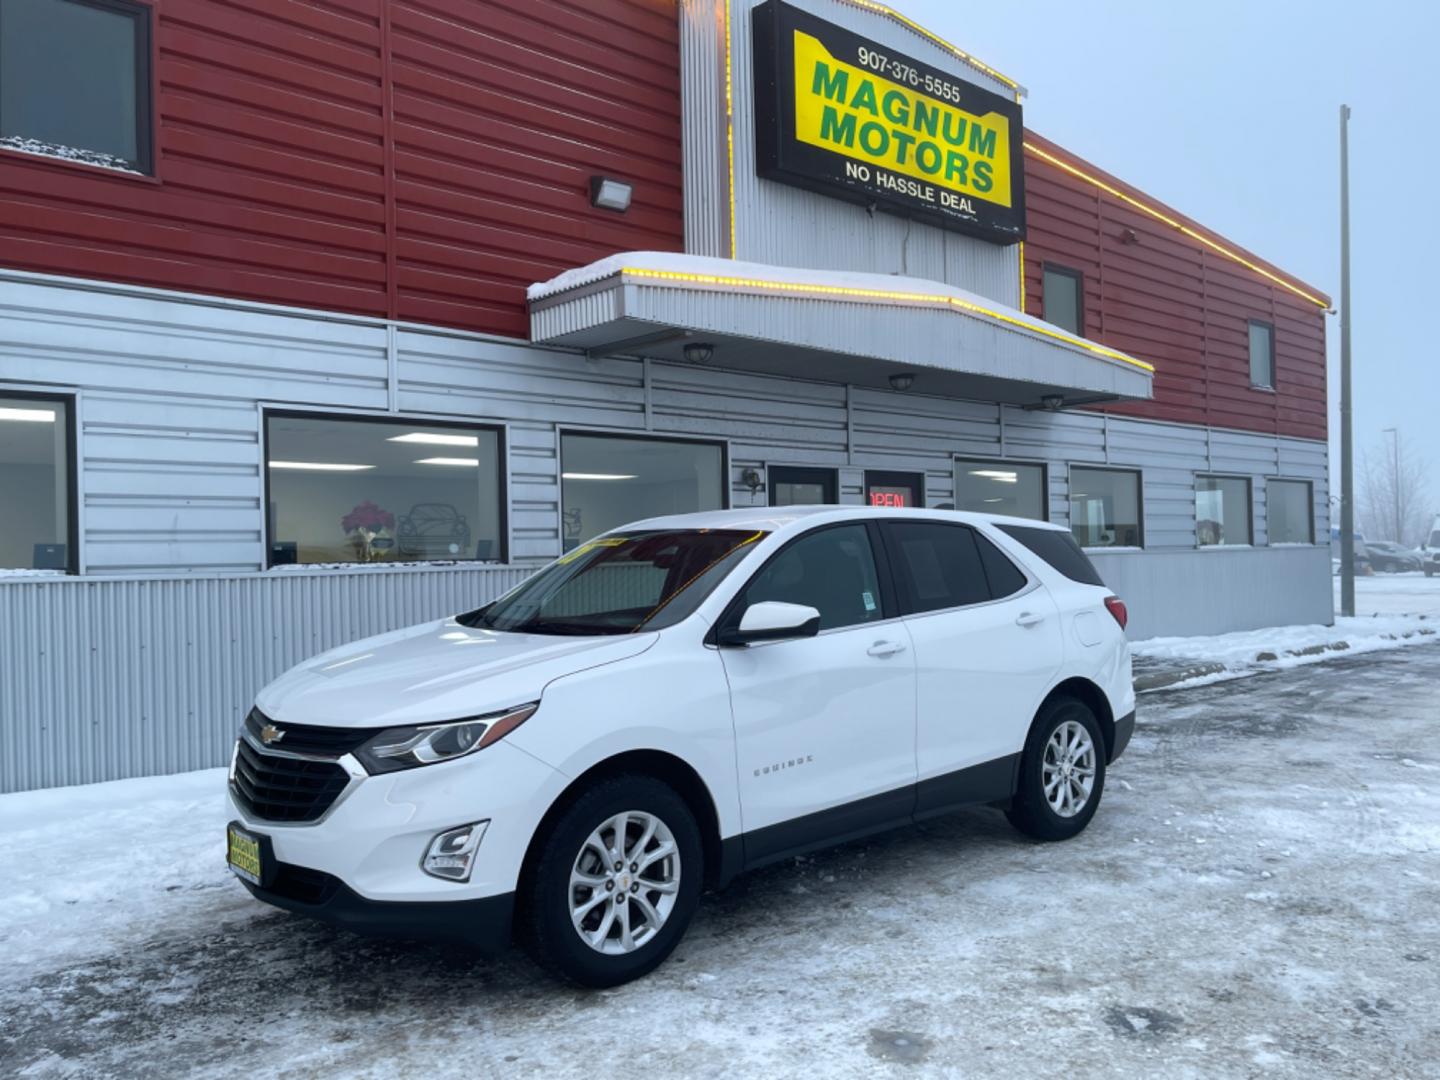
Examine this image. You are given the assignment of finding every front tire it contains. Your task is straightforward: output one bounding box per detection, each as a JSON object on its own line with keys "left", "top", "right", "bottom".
{"left": 1006, "top": 696, "right": 1106, "bottom": 841}
{"left": 520, "top": 774, "right": 703, "bottom": 987}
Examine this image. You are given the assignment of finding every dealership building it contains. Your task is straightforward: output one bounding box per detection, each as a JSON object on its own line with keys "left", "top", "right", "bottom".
{"left": 0, "top": 0, "right": 1331, "bottom": 791}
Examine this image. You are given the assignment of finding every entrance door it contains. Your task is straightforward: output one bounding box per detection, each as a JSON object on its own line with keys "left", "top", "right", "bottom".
{"left": 719, "top": 522, "right": 917, "bottom": 863}
{"left": 768, "top": 465, "right": 837, "bottom": 506}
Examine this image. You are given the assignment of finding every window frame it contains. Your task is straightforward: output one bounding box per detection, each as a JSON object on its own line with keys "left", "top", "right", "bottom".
{"left": 0, "top": 387, "right": 79, "bottom": 574}
{"left": 1066, "top": 464, "right": 1145, "bottom": 551}
{"left": 1265, "top": 476, "right": 1315, "bottom": 546}
{"left": 261, "top": 408, "right": 509, "bottom": 570}
{"left": 1194, "top": 473, "right": 1254, "bottom": 548}
{"left": 558, "top": 427, "right": 731, "bottom": 548}
{"left": 766, "top": 464, "right": 838, "bottom": 507}
{"left": 0, "top": 0, "right": 158, "bottom": 178}
{"left": 710, "top": 519, "right": 899, "bottom": 641}
{"left": 874, "top": 518, "right": 1037, "bottom": 619}
{"left": 863, "top": 469, "right": 926, "bottom": 509}
{"left": 1248, "top": 318, "right": 1275, "bottom": 391}
{"left": 952, "top": 455, "right": 1050, "bottom": 521}
{"left": 1041, "top": 263, "right": 1085, "bottom": 336}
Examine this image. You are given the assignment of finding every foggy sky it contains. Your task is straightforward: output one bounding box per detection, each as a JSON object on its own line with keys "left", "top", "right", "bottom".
{"left": 902, "top": 0, "right": 1439, "bottom": 523}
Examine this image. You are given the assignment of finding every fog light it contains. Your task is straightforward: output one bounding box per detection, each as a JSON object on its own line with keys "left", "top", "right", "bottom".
{"left": 422, "top": 821, "right": 488, "bottom": 882}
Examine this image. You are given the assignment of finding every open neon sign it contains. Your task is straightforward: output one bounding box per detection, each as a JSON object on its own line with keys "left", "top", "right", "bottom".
{"left": 869, "top": 489, "right": 910, "bottom": 508}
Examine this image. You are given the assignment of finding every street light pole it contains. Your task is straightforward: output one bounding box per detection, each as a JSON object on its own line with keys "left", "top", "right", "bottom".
{"left": 1383, "top": 426, "right": 1399, "bottom": 543}
{"left": 1339, "top": 104, "right": 1354, "bottom": 618}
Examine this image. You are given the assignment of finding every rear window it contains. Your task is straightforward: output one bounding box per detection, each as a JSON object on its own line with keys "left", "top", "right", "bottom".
{"left": 997, "top": 524, "right": 1105, "bottom": 587}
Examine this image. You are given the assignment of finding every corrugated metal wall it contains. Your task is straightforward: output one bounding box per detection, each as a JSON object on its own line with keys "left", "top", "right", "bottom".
{"left": 0, "top": 565, "right": 528, "bottom": 792}
{"left": 0, "top": 269, "right": 1330, "bottom": 791}
{"left": 0, "top": 0, "right": 685, "bottom": 339}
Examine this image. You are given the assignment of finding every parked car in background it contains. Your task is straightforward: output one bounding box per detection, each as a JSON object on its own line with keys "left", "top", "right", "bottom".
{"left": 1330, "top": 526, "right": 1373, "bottom": 576}
{"left": 224, "top": 507, "right": 1135, "bottom": 987}
{"left": 1423, "top": 516, "right": 1440, "bottom": 577}
{"left": 1363, "top": 540, "right": 1422, "bottom": 573}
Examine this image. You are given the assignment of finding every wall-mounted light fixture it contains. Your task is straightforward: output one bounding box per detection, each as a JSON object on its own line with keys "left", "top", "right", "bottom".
{"left": 683, "top": 342, "right": 715, "bottom": 364}
{"left": 741, "top": 467, "right": 764, "bottom": 494}
{"left": 888, "top": 372, "right": 916, "bottom": 392}
{"left": 589, "top": 176, "right": 633, "bottom": 213}
{"left": 1041, "top": 394, "right": 1066, "bottom": 412}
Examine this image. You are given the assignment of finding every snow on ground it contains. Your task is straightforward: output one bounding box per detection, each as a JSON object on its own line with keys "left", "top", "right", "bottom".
{"left": 1342, "top": 571, "right": 1440, "bottom": 618}
{"left": 2, "top": 648, "right": 1439, "bottom": 1078}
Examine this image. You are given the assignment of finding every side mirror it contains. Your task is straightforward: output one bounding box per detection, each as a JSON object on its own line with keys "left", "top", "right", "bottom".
{"left": 718, "top": 601, "right": 821, "bottom": 647}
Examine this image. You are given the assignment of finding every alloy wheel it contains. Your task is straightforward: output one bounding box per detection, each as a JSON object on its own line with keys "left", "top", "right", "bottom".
{"left": 569, "top": 810, "right": 681, "bottom": 955}
{"left": 1043, "top": 720, "right": 1097, "bottom": 818}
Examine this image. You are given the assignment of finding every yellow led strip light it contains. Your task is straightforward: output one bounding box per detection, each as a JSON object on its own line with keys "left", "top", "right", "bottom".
{"left": 1024, "top": 142, "right": 1329, "bottom": 310}
{"left": 617, "top": 266, "right": 1155, "bottom": 373}
{"left": 836, "top": 0, "right": 1020, "bottom": 90}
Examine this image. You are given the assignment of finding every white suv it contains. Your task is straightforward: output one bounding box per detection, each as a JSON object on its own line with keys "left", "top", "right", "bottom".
{"left": 226, "top": 507, "right": 1135, "bottom": 986}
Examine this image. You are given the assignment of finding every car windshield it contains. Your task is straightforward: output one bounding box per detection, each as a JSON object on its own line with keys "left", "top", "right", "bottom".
{"left": 458, "top": 529, "right": 766, "bottom": 636}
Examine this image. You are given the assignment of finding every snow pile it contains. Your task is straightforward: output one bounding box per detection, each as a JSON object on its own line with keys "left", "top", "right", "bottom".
{"left": 1, "top": 135, "right": 143, "bottom": 174}
{"left": 1134, "top": 612, "right": 1437, "bottom": 690}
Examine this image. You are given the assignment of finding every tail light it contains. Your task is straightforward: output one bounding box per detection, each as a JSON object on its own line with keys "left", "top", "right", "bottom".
{"left": 1104, "top": 595, "right": 1128, "bottom": 630}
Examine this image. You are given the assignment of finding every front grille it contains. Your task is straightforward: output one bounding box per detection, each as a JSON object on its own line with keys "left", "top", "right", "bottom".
{"left": 232, "top": 738, "right": 350, "bottom": 823}
{"left": 244, "top": 709, "right": 376, "bottom": 757}
{"left": 265, "top": 863, "right": 342, "bottom": 906}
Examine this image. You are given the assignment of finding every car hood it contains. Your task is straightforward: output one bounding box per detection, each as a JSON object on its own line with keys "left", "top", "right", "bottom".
{"left": 255, "top": 618, "right": 658, "bottom": 729}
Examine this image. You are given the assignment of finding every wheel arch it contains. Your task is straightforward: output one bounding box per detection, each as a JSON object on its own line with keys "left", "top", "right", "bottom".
{"left": 1038, "top": 676, "right": 1118, "bottom": 762}
{"left": 518, "top": 749, "right": 732, "bottom": 900}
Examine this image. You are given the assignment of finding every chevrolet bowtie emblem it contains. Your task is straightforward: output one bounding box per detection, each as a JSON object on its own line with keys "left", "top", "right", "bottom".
{"left": 259, "top": 723, "right": 285, "bottom": 745}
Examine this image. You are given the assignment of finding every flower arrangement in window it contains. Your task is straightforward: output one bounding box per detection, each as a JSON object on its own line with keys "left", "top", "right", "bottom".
{"left": 342, "top": 501, "right": 395, "bottom": 562}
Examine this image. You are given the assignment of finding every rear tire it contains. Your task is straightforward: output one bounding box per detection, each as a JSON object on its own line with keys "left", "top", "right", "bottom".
{"left": 520, "top": 774, "right": 703, "bottom": 988}
{"left": 1006, "top": 696, "right": 1106, "bottom": 841}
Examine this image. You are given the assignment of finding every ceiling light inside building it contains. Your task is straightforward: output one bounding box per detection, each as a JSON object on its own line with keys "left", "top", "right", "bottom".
{"left": 387, "top": 432, "right": 479, "bottom": 447}
{"left": 590, "top": 176, "right": 633, "bottom": 212}
{"left": 415, "top": 457, "right": 481, "bottom": 467}
{"left": 0, "top": 406, "right": 57, "bottom": 422}
{"left": 969, "top": 469, "right": 1018, "bottom": 483}
{"left": 561, "top": 473, "right": 638, "bottom": 481}
{"left": 269, "top": 460, "right": 374, "bottom": 471}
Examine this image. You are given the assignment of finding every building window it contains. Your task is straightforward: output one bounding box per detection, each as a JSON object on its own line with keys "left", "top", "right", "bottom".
{"left": 1042, "top": 264, "right": 1083, "bottom": 336}
{"left": 954, "top": 459, "right": 1046, "bottom": 520}
{"left": 1267, "top": 479, "right": 1313, "bottom": 544}
{"left": 0, "top": 392, "right": 74, "bottom": 571}
{"left": 1248, "top": 320, "right": 1274, "bottom": 389}
{"left": 864, "top": 470, "right": 924, "bottom": 509}
{"left": 1069, "top": 467, "right": 1143, "bottom": 548}
{"left": 769, "top": 465, "right": 837, "bottom": 506}
{"left": 561, "top": 432, "right": 725, "bottom": 548}
{"left": 1196, "top": 475, "right": 1253, "bottom": 547}
{"left": 0, "top": 0, "right": 154, "bottom": 174}
{"left": 265, "top": 413, "right": 505, "bottom": 566}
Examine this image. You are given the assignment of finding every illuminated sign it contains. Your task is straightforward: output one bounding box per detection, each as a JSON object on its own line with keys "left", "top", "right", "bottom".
{"left": 752, "top": 0, "right": 1026, "bottom": 244}
{"left": 865, "top": 471, "right": 923, "bottom": 509}
{"left": 869, "top": 490, "right": 909, "bottom": 508}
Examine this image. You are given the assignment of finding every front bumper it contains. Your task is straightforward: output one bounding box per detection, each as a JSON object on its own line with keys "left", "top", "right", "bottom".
{"left": 239, "top": 859, "right": 515, "bottom": 954}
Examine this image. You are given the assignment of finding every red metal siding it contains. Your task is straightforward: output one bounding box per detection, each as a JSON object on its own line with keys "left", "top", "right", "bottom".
{"left": 1023, "top": 133, "right": 1329, "bottom": 442}
{"left": 0, "top": 0, "right": 683, "bottom": 336}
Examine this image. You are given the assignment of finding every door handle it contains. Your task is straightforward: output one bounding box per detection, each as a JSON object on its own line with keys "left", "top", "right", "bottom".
{"left": 866, "top": 640, "right": 907, "bottom": 658}
{"left": 1015, "top": 611, "right": 1046, "bottom": 628}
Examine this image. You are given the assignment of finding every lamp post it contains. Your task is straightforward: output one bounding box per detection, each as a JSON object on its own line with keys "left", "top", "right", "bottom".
{"left": 1338, "top": 104, "right": 1354, "bottom": 617}
{"left": 1383, "top": 426, "right": 1399, "bottom": 543}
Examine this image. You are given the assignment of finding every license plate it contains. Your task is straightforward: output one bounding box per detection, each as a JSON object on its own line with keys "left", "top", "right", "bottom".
{"left": 227, "top": 823, "right": 264, "bottom": 885}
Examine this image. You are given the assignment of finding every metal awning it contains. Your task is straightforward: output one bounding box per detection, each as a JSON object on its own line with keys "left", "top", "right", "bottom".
{"left": 528, "top": 253, "right": 1153, "bottom": 407}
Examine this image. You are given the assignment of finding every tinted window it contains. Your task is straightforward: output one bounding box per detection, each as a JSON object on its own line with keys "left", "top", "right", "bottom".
{"left": 1249, "top": 320, "right": 1274, "bottom": 388}
{"left": 561, "top": 433, "right": 724, "bottom": 547}
{"left": 954, "top": 459, "right": 1046, "bottom": 519}
{"left": 1043, "top": 265, "right": 1083, "bottom": 335}
{"left": 883, "top": 522, "right": 990, "bottom": 614}
{"left": 1, "top": 0, "right": 152, "bottom": 172}
{"left": 1070, "top": 467, "right": 1142, "bottom": 548}
{"left": 769, "top": 465, "right": 836, "bottom": 506}
{"left": 1267, "top": 479, "right": 1312, "bottom": 544}
{"left": 975, "top": 531, "right": 1028, "bottom": 598}
{"left": 865, "top": 470, "right": 924, "bottom": 508}
{"left": 998, "top": 524, "right": 1105, "bottom": 587}
{"left": 0, "top": 394, "right": 72, "bottom": 570}
{"left": 741, "top": 524, "right": 882, "bottom": 630}
{"left": 1196, "top": 476, "right": 1252, "bottom": 546}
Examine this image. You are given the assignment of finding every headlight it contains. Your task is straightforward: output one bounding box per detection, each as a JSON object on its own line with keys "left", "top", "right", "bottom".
{"left": 354, "top": 703, "right": 538, "bottom": 774}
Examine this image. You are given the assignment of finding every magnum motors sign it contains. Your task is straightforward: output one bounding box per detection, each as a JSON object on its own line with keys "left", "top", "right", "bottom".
{"left": 752, "top": 0, "right": 1026, "bottom": 244}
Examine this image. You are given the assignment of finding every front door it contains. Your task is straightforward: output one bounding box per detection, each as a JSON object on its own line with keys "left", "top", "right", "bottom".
{"left": 719, "top": 523, "right": 917, "bottom": 863}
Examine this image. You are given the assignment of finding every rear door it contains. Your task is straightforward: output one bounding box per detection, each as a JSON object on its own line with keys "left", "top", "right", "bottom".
{"left": 719, "top": 522, "right": 917, "bottom": 861}
{"left": 878, "top": 520, "right": 1061, "bottom": 815}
